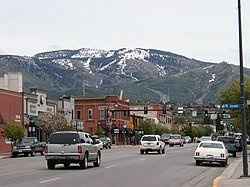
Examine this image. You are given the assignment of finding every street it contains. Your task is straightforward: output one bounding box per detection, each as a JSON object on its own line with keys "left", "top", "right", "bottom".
{"left": 0, "top": 143, "right": 237, "bottom": 187}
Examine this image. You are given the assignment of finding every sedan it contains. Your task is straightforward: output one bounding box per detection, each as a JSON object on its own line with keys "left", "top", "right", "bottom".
{"left": 194, "top": 141, "right": 229, "bottom": 167}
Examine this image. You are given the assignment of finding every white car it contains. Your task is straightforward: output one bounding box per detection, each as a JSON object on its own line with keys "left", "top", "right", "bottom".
{"left": 140, "top": 135, "right": 165, "bottom": 154}
{"left": 194, "top": 141, "right": 229, "bottom": 167}
{"left": 94, "top": 139, "right": 104, "bottom": 150}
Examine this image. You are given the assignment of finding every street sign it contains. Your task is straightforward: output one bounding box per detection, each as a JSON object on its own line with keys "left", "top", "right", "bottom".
{"left": 219, "top": 104, "right": 241, "bottom": 109}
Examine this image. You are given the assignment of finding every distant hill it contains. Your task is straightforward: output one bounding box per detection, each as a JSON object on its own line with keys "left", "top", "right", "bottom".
{"left": 0, "top": 48, "right": 248, "bottom": 104}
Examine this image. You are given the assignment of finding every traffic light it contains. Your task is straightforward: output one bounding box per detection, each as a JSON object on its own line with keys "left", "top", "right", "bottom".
{"left": 204, "top": 110, "right": 209, "bottom": 117}
{"left": 144, "top": 106, "right": 148, "bottom": 114}
{"left": 222, "top": 110, "right": 226, "bottom": 118}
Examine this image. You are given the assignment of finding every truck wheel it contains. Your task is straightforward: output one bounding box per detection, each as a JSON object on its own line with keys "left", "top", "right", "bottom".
{"left": 140, "top": 150, "right": 144, "bottom": 154}
{"left": 80, "top": 154, "right": 88, "bottom": 169}
{"left": 196, "top": 160, "right": 201, "bottom": 166}
{"left": 162, "top": 148, "right": 165, "bottom": 154}
{"left": 12, "top": 153, "right": 17, "bottom": 158}
{"left": 40, "top": 151, "right": 44, "bottom": 156}
{"left": 47, "top": 160, "right": 55, "bottom": 169}
{"left": 93, "top": 153, "right": 101, "bottom": 167}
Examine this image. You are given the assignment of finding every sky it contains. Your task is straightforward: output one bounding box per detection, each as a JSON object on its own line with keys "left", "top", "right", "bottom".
{"left": 0, "top": 0, "right": 250, "bottom": 67}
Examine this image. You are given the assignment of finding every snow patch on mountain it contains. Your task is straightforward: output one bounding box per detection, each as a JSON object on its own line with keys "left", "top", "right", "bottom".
{"left": 99, "top": 59, "right": 117, "bottom": 71}
{"left": 52, "top": 59, "right": 75, "bottom": 70}
{"left": 82, "top": 58, "right": 93, "bottom": 74}
{"left": 118, "top": 48, "right": 150, "bottom": 60}
{"left": 157, "top": 65, "right": 166, "bottom": 76}
{"left": 72, "top": 48, "right": 107, "bottom": 58}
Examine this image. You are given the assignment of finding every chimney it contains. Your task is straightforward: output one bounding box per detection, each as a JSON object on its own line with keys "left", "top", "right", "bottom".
{"left": 119, "top": 90, "right": 124, "bottom": 100}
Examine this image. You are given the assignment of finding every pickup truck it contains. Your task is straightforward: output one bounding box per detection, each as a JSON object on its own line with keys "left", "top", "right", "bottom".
{"left": 12, "top": 137, "right": 46, "bottom": 157}
{"left": 44, "top": 131, "right": 101, "bottom": 169}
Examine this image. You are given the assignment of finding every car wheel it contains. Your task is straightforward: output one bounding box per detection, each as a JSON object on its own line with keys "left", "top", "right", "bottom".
{"left": 196, "top": 160, "right": 201, "bottom": 166}
{"left": 12, "top": 153, "right": 17, "bottom": 158}
{"left": 93, "top": 153, "right": 101, "bottom": 167}
{"left": 24, "top": 153, "right": 29, "bottom": 157}
{"left": 80, "top": 154, "right": 88, "bottom": 169}
{"left": 40, "top": 151, "right": 44, "bottom": 156}
{"left": 64, "top": 163, "right": 70, "bottom": 168}
{"left": 158, "top": 149, "right": 161, "bottom": 154}
{"left": 233, "top": 152, "right": 237, "bottom": 157}
{"left": 162, "top": 148, "right": 165, "bottom": 154}
{"left": 220, "top": 161, "right": 226, "bottom": 167}
{"left": 47, "top": 160, "right": 55, "bottom": 169}
{"left": 30, "top": 149, "right": 35, "bottom": 157}
{"left": 140, "top": 150, "right": 144, "bottom": 154}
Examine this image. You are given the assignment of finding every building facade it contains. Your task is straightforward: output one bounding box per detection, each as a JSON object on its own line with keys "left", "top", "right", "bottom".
{"left": 74, "top": 94, "right": 131, "bottom": 145}
{"left": 0, "top": 89, "right": 23, "bottom": 153}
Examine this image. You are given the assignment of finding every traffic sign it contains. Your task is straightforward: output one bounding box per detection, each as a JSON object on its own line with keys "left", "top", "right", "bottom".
{"left": 219, "top": 104, "right": 241, "bottom": 109}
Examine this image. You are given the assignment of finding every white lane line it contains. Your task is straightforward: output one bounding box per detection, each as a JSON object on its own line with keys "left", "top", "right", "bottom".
{"left": 105, "top": 165, "right": 117, "bottom": 169}
{"left": 140, "top": 158, "right": 147, "bottom": 161}
{"left": 0, "top": 170, "right": 31, "bottom": 177}
{"left": 39, "top": 177, "right": 61, "bottom": 184}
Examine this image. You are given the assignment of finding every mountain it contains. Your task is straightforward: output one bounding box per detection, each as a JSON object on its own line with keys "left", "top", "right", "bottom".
{"left": 0, "top": 48, "right": 248, "bottom": 104}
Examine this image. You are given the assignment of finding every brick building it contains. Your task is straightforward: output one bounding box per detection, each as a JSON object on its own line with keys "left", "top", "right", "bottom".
{"left": 0, "top": 89, "right": 23, "bottom": 153}
{"left": 74, "top": 93, "right": 131, "bottom": 145}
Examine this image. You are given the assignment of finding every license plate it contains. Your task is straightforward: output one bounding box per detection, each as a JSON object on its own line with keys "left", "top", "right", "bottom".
{"left": 19, "top": 150, "right": 22, "bottom": 153}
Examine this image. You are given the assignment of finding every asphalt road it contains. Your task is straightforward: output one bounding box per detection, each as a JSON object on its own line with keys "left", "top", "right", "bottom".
{"left": 0, "top": 143, "right": 237, "bottom": 187}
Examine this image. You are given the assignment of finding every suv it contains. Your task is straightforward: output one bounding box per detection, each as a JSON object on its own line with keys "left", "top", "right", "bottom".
{"left": 216, "top": 136, "right": 237, "bottom": 157}
{"left": 169, "top": 134, "right": 184, "bottom": 147}
{"left": 45, "top": 131, "right": 101, "bottom": 169}
{"left": 140, "top": 135, "right": 165, "bottom": 154}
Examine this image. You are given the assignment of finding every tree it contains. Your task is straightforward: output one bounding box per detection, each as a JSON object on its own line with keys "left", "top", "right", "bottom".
{"left": 37, "top": 112, "right": 68, "bottom": 134}
{"left": 3, "top": 122, "right": 25, "bottom": 145}
{"left": 218, "top": 77, "right": 250, "bottom": 134}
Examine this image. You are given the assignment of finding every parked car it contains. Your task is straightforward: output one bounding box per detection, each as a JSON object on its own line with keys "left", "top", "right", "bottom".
{"left": 100, "top": 137, "right": 112, "bottom": 149}
{"left": 45, "top": 131, "right": 101, "bottom": 169}
{"left": 160, "top": 134, "right": 171, "bottom": 144}
{"left": 247, "top": 136, "right": 250, "bottom": 145}
{"left": 184, "top": 136, "right": 192, "bottom": 143}
{"left": 12, "top": 137, "right": 46, "bottom": 157}
{"left": 139, "top": 135, "right": 165, "bottom": 154}
{"left": 234, "top": 135, "right": 242, "bottom": 152}
{"left": 216, "top": 136, "right": 237, "bottom": 157}
{"left": 194, "top": 140, "right": 229, "bottom": 167}
{"left": 169, "top": 134, "right": 184, "bottom": 147}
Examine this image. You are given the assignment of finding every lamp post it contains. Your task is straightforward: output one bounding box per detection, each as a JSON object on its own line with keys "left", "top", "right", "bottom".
{"left": 237, "top": 0, "right": 248, "bottom": 177}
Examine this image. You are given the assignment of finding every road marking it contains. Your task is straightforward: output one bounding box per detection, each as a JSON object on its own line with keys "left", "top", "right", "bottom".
{"left": 39, "top": 177, "right": 61, "bottom": 184}
{"left": 105, "top": 165, "right": 117, "bottom": 169}
{"left": 212, "top": 176, "right": 223, "bottom": 187}
{"left": 0, "top": 170, "right": 31, "bottom": 177}
{"left": 140, "top": 158, "right": 147, "bottom": 161}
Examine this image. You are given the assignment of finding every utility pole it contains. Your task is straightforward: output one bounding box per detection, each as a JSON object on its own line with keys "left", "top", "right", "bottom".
{"left": 237, "top": 0, "right": 248, "bottom": 177}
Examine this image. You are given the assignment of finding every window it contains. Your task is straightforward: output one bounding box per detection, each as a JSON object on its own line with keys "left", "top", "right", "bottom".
{"left": 88, "top": 109, "right": 93, "bottom": 120}
{"left": 48, "top": 133, "right": 80, "bottom": 144}
{"left": 76, "top": 109, "right": 81, "bottom": 119}
{"left": 100, "top": 109, "right": 105, "bottom": 119}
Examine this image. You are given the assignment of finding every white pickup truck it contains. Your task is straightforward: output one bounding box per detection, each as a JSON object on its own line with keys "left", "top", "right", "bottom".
{"left": 45, "top": 131, "right": 101, "bottom": 169}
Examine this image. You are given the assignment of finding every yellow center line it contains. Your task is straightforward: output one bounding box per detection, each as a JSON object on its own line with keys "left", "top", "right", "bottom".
{"left": 212, "top": 176, "right": 223, "bottom": 187}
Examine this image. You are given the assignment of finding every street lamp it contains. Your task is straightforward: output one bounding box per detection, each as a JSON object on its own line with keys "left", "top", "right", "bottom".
{"left": 237, "top": 0, "right": 248, "bottom": 177}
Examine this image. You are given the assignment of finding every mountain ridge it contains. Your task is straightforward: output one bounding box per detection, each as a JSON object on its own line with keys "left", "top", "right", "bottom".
{"left": 0, "top": 48, "right": 247, "bottom": 104}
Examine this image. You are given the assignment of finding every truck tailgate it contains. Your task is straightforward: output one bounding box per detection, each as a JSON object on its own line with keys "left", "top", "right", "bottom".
{"left": 47, "top": 144, "right": 80, "bottom": 155}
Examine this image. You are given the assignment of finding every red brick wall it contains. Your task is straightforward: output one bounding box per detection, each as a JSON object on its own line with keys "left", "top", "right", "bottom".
{"left": 0, "top": 89, "right": 23, "bottom": 153}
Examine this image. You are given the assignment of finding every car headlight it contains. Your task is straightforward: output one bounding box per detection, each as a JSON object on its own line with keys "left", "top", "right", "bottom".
{"left": 13, "top": 146, "right": 17, "bottom": 149}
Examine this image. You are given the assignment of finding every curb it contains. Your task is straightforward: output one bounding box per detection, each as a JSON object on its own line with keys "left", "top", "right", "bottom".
{"left": 212, "top": 157, "right": 242, "bottom": 187}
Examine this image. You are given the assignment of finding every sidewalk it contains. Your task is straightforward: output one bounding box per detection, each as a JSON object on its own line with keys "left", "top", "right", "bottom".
{"left": 213, "top": 154, "right": 250, "bottom": 187}
{"left": 0, "top": 152, "right": 11, "bottom": 159}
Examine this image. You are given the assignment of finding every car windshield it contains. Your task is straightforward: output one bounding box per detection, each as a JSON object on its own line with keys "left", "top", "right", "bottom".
{"left": 161, "top": 134, "right": 170, "bottom": 139}
{"left": 170, "top": 135, "right": 180, "bottom": 139}
{"left": 199, "top": 142, "right": 223, "bottom": 149}
{"left": 217, "top": 137, "right": 235, "bottom": 143}
{"left": 142, "top": 136, "right": 157, "bottom": 141}
{"left": 100, "top": 137, "right": 108, "bottom": 142}
{"left": 184, "top": 136, "right": 190, "bottom": 140}
{"left": 48, "top": 133, "right": 80, "bottom": 144}
{"left": 200, "top": 137, "right": 211, "bottom": 141}
{"left": 20, "top": 138, "right": 34, "bottom": 144}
